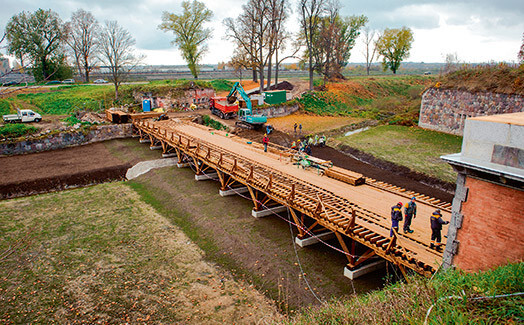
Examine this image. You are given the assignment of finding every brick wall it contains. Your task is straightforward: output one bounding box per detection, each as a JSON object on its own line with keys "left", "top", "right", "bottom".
{"left": 0, "top": 124, "right": 134, "bottom": 156}
{"left": 419, "top": 88, "right": 524, "bottom": 135}
{"left": 453, "top": 176, "right": 524, "bottom": 272}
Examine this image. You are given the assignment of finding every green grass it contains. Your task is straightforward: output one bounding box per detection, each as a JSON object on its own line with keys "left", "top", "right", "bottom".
{"left": 0, "top": 123, "right": 38, "bottom": 139}
{"left": 0, "top": 99, "right": 12, "bottom": 115}
{"left": 15, "top": 85, "right": 114, "bottom": 115}
{"left": 336, "top": 125, "right": 463, "bottom": 183}
{"left": 290, "top": 263, "right": 524, "bottom": 324}
{"left": 0, "top": 182, "right": 276, "bottom": 323}
{"left": 202, "top": 114, "right": 228, "bottom": 130}
{"left": 8, "top": 80, "right": 236, "bottom": 116}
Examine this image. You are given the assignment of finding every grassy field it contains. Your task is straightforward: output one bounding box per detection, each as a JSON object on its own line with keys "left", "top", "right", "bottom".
{"left": 0, "top": 182, "right": 280, "bottom": 323}
{"left": 1, "top": 80, "right": 234, "bottom": 116}
{"left": 336, "top": 125, "right": 463, "bottom": 183}
{"left": 290, "top": 262, "right": 524, "bottom": 324}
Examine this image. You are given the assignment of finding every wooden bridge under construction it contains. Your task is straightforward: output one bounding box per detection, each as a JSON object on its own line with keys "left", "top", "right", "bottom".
{"left": 132, "top": 116, "right": 452, "bottom": 278}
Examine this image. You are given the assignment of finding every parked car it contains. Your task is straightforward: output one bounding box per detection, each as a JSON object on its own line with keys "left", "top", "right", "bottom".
{"left": 45, "top": 80, "right": 61, "bottom": 85}
{"left": 62, "top": 78, "right": 75, "bottom": 84}
{"left": 93, "top": 79, "right": 108, "bottom": 84}
{"left": 3, "top": 108, "right": 42, "bottom": 123}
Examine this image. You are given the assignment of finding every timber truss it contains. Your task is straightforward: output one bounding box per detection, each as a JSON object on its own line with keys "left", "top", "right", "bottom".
{"left": 133, "top": 118, "right": 448, "bottom": 277}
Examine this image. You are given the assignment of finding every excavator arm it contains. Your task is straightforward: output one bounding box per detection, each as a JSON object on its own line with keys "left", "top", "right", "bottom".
{"left": 226, "top": 82, "right": 252, "bottom": 114}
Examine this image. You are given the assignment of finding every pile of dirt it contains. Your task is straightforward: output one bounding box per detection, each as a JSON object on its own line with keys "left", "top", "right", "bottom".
{"left": 268, "top": 80, "right": 294, "bottom": 91}
{"left": 251, "top": 81, "right": 294, "bottom": 95}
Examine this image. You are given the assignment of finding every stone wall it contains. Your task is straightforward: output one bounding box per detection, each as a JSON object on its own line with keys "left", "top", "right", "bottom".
{"left": 419, "top": 88, "right": 524, "bottom": 135}
{"left": 0, "top": 124, "right": 134, "bottom": 156}
{"left": 257, "top": 104, "right": 300, "bottom": 118}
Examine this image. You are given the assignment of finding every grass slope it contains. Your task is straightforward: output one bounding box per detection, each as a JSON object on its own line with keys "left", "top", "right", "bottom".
{"left": 5, "top": 80, "right": 234, "bottom": 116}
{"left": 291, "top": 263, "right": 524, "bottom": 324}
{"left": 300, "top": 76, "right": 433, "bottom": 125}
{"left": 336, "top": 125, "right": 463, "bottom": 183}
{"left": 0, "top": 182, "right": 280, "bottom": 323}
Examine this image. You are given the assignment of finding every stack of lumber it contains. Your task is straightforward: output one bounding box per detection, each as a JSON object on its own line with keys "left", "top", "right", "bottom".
{"left": 324, "top": 166, "right": 365, "bottom": 186}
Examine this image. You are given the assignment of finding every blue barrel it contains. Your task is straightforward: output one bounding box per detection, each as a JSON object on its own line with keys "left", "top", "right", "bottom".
{"left": 142, "top": 99, "right": 151, "bottom": 112}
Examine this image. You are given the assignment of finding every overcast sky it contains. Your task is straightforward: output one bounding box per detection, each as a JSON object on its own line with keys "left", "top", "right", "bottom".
{"left": 1, "top": 0, "right": 523, "bottom": 65}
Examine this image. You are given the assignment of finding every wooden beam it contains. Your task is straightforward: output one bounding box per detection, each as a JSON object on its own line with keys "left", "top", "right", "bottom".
{"left": 334, "top": 232, "right": 353, "bottom": 266}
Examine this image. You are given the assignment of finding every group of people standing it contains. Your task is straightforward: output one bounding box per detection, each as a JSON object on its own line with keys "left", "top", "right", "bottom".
{"left": 390, "top": 197, "right": 449, "bottom": 251}
{"left": 290, "top": 135, "right": 326, "bottom": 155}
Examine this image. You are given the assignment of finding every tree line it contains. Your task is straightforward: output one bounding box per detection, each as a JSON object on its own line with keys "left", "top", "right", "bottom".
{"left": 2, "top": 1, "right": 419, "bottom": 97}
{"left": 4, "top": 8, "right": 140, "bottom": 99}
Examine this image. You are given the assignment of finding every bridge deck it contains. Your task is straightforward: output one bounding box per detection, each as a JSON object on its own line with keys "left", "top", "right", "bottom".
{"left": 134, "top": 118, "right": 451, "bottom": 276}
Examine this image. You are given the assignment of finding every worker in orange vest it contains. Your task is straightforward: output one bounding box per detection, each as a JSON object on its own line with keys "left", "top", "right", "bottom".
{"left": 291, "top": 140, "right": 297, "bottom": 150}
{"left": 262, "top": 134, "right": 269, "bottom": 152}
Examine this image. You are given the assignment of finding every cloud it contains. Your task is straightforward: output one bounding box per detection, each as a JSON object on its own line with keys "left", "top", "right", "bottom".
{"left": 0, "top": 0, "right": 522, "bottom": 64}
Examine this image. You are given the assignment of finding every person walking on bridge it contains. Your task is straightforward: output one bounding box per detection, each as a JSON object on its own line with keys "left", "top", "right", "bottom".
{"left": 390, "top": 202, "right": 403, "bottom": 237}
{"left": 262, "top": 134, "right": 269, "bottom": 152}
{"left": 403, "top": 197, "right": 417, "bottom": 233}
{"left": 430, "top": 209, "right": 449, "bottom": 251}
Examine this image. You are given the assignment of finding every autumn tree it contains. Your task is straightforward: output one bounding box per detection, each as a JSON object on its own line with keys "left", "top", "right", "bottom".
{"left": 159, "top": 0, "right": 213, "bottom": 79}
{"left": 98, "top": 20, "right": 140, "bottom": 100}
{"left": 299, "top": 0, "right": 326, "bottom": 90}
{"left": 361, "top": 27, "right": 379, "bottom": 75}
{"left": 65, "top": 9, "right": 100, "bottom": 83}
{"left": 6, "top": 9, "right": 70, "bottom": 81}
{"left": 375, "top": 27, "right": 414, "bottom": 74}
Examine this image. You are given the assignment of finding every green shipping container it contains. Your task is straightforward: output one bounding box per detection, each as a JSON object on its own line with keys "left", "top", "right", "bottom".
{"left": 264, "top": 90, "right": 287, "bottom": 105}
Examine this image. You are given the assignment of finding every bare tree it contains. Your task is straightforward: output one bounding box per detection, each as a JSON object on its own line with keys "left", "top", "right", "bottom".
{"left": 265, "top": 0, "right": 289, "bottom": 89}
{"left": 517, "top": 33, "right": 524, "bottom": 64}
{"left": 98, "top": 21, "right": 141, "bottom": 100}
{"left": 299, "top": 0, "right": 326, "bottom": 91}
{"left": 225, "top": 0, "right": 271, "bottom": 91}
{"left": 65, "top": 9, "right": 100, "bottom": 83}
{"left": 362, "top": 27, "right": 378, "bottom": 76}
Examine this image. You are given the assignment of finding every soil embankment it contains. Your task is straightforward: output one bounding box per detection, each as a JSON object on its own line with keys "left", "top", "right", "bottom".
{"left": 0, "top": 142, "right": 132, "bottom": 199}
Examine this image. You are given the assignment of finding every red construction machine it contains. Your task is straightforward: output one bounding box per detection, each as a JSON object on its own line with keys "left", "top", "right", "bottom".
{"left": 209, "top": 97, "right": 238, "bottom": 119}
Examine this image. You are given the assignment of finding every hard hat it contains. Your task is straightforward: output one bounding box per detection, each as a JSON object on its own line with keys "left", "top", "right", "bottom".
{"left": 397, "top": 202, "right": 403, "bottom": 206}
{"left": 411, "top": 197, "right": 416, "bottom": 200}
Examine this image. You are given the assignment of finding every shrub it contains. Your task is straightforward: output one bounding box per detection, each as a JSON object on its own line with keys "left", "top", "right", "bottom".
{"left": 202, "top": 115, "right": 227, "bottom": 130}
{"left": 0, "top": 123, "right": 38, "bottom": 139}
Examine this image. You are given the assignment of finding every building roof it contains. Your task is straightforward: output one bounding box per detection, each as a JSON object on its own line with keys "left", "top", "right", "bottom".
{"left": 441, "top": 112, "right": 524, "bottom": 183}
{"left": 470, "top": 112, "right": 524, "bottom": 126}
